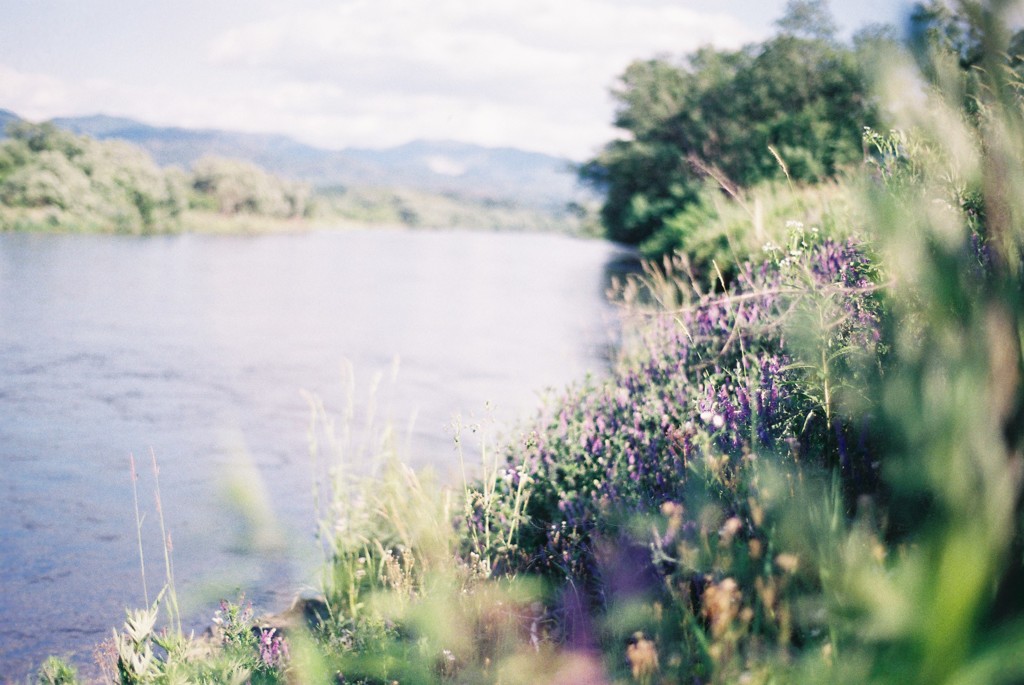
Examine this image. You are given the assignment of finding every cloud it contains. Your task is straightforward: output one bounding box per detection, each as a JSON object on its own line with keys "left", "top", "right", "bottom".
{"left": 213, "top": 0, "right": 759, "bottom": 100}
{"left": 203, "top": 0, "right": 762, "bottom": 157}
{"left": 2, "top": 1, "right": 764, "bottom": 159}
{"left": 0, "top": 65, "right": 117, "bottom": 120}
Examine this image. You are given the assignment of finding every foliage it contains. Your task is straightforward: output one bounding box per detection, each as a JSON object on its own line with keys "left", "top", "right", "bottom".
{"left": 308, "top": 185, "right": 588, "bottom": 235}
{"left": 581, "top": 0, "right": 880, "bottom": 248}
{"left": 0, "top": 121, "right": 584, "bottom": 235}
{"left": 636, "top": 176, "right": 862, "bottom": 279}
{"left": 0, "top": 123, "right": 186, "bottom": 233}
{"left": 190, "top": 155, "right": 308, "bottom": 219}
{"left": 824, "top": 6, "right": 1024, "bottom": 682}
{"left": 444, "top": 226, "right": 881, "bottom": 685}
{"left": 294, "top": 375, "right": 561, "bottom": 683}
{"left": 0, "top": 122, "right": 310, "bottom": 234}
{"left": 493, "top": 3, "right": 1023, "bottom": 682}
{"left": 903, "top": 0, "right": 1024, "bottom": 91}
{"left": 103, "top": 594, "right": 269, "bottom": 685}
{"left": 36, "top": 656, "right": 79, "bottom": 685}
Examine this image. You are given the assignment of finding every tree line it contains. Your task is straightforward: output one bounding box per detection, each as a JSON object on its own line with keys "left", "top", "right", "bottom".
{"left": 0, "top": 122, "right": 309, "bottom": 233}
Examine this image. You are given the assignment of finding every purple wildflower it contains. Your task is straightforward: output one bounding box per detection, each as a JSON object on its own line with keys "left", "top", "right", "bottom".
{"left": 258, "top": 628, "right": 290, "bottom": 670}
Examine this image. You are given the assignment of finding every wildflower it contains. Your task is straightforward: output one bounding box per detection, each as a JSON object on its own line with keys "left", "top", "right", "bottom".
{"left": 626, "top": 632, "right": 659, "bottom": 683}
{"left": 257, "top": 628, "right": 289, "bottom": 669}
{"left": 702, "top": 578, "right": 742, "bottom": 639}
{"left": 775, "top": 553, "right": 800, "bottom": 573}
{"left": 719, "top": 517, "right": 742, "bottom": 545}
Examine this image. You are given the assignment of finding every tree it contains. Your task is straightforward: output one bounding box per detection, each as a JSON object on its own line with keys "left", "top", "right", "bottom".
{"left": 775, "top": 0, "right": 838, "bottom": 41}
{"left": 581, "top": 2, "right": 877, "bottom": 249}
{"left": 190, "top": 156, "right": 307, "bottom": 218}
{"left": 0, "top": 150, "right": 91, "bottom": 210}
{"left": 0, "top": 122, "right": 310, "bottom": 232}
{"left": 6, "top": 121, "right": 87, "bottom": 158}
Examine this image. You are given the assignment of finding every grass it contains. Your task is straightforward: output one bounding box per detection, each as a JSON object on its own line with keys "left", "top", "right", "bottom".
{"left": 638, "top": 176, "right": 864, "bottom": 276}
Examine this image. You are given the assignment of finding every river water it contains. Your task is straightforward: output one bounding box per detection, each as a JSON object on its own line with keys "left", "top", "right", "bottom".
{"left": 0, "top": 228, "right": 627, "bottom": 678}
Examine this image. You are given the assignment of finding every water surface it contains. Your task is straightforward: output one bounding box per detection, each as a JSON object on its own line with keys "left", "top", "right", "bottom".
{"left": 0, "top": 228, "right": 624, "bottom": 678}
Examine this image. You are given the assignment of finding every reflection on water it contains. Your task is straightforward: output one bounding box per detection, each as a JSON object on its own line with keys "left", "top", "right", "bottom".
{"left": 0, "top": 228, "right": 626, "bottom": 678}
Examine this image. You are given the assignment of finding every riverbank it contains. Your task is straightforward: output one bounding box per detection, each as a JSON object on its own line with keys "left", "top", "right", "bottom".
{"left": 0, "top": 200, "right": 588, "bottom": 236}
{"left": 17, "top": 216, "right": 884, "bottom": 682}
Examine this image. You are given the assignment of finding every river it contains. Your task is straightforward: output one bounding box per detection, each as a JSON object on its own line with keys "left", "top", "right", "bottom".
{"left": 0, "top": 228, "right": 628, "bottom": 678}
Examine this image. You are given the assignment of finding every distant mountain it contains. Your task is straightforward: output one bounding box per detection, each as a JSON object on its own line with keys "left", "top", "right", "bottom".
{"left": 39, "top": 113, "right": 585, "bottom": 209}
{"left": 0, "top": 108, "right": 22, "bottom": 133}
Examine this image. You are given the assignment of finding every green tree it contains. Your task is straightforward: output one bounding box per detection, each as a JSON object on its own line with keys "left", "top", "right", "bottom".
{"left": 6, "top": 121, "right": 87, "bottom": 158}
{"left": 0, "top": 122, "right": 310, "bottom": 233}
{"left": 0, "top": 150, "right": 91, "bottom": 210}
{"left": 190, "top": 155, "right": 307, "bottom": 218}
{"left": 775, "top": 0, "right": 838, "bottom": 41}
{"left": 582, "top": 1, "right": 878, "bottom": 250}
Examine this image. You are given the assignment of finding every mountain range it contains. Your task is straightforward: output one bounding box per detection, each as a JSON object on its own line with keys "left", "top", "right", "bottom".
{"left": 0, "top": 109, "right": 588, "bottom": 209}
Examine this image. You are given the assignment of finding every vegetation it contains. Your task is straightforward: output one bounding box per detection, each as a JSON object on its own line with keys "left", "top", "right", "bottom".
{"left": 0, "top": 122, "right": 587, "bottom": 236}
{"left": 579, "top": 0, "right": 884, "bottom": 253}
{"left": 0, "top": 122, "right": 186, "bottom": 234}
{"left": 0, "top": 122, "right": 309, "bottom": 234}
{"left": 577, "top": 0, "right": 1024, "bottom": 268}
{"left": 310, "top": 185, "right": 590, "bottom": 234}
{"left": 28, "top": 0, "right": 1024, "bottom": 683}
{"left": 189, "top": 156, "right": 309, "bottom": 220}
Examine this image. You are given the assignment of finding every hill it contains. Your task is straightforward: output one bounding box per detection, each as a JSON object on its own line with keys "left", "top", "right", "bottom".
{"left": 0, "top": 109, "right": 21, "bottom": 133}
{"left": 42, "top": 114, "right": 584, "bottom": 209}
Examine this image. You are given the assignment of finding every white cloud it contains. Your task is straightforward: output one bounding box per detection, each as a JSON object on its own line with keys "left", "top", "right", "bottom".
{"left": 0, "top": 65, "right": 117, "bottom": 120}
{"left": 201, "top": 0, "right": 762, "bottom": 157}
{"left": 2, "top": 1, "right": 764, "bottom": 159}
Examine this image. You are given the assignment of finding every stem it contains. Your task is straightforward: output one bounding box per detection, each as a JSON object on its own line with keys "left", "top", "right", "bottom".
{"left": 129, "top": 452, "right": 149, "bottom": 608}
{"left": 821, "top": 345, "right": 832, "bottom": 429}
{"left": 150, "top": 447, "right": 181, "bottom": 634}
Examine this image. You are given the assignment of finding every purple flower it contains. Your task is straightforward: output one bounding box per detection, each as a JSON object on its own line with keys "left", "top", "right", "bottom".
{"left": 258, "top": 628, "right": 289, "bottom": 669}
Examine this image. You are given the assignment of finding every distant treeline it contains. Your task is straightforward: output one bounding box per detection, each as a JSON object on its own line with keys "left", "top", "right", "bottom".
{"left": 0, "top": 121, "right": 586, "bottom": 235}
{"left": 0, "top": 121, "right": 309, "bottom": 233}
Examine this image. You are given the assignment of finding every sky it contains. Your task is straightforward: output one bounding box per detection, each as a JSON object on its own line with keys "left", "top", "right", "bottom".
{"left": 0, "top": 0, "right": 912, "bottom": 160}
